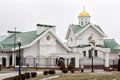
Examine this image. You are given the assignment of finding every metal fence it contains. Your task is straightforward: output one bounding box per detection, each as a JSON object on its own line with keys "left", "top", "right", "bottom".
{"left": 109, "top": 59, "right": 118, "bottom": 68}
{"left": 79, "top": 57, "right": 105, "bottom": 69}
{"left": 21, "top": 55, "right": 60, "bottom": 68}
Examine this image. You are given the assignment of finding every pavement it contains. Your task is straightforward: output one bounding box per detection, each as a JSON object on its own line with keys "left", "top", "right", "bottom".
{"left": 0, "top": 69, "right": 105, "bottom": 80}
{"left": 0, "top": 70, "right": 43, "bottom": 80}
{"left": 40, "top": 75, "right": 60, "bottom": 80}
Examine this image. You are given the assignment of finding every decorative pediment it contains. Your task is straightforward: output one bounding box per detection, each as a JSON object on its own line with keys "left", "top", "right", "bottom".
{"left": 75, "top": 24, "right": 106, "bottom": 38}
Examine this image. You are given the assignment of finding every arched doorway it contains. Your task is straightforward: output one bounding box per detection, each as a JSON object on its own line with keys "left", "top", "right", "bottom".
{"left": 9, "top": 55, "right": 12, "bottom": 66}
{"left": 2, "top": 57, "right": 6, "bottom": 67}
{"left": 16, "top": 56, "right": 20, "bottom": 65}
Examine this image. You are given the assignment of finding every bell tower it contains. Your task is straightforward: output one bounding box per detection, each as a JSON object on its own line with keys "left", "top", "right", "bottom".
{"left": 78, "top": 6, "right": 91, "bottom": 26}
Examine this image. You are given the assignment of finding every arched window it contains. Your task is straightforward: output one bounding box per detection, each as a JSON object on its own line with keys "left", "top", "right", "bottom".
{"left": 71, "top": 38, "right": 73, "bottom": 42}
{"left": 88, "top": 50, "right": 92, "bottom": 58}
{"left": 94, "top": 50, "right": 98, "bottom": 57}
{"left": 81, "top": 22, "right": 83, "bottom": 25}
{"left": 83, "top": 51, "right": 86, "bottom": 57}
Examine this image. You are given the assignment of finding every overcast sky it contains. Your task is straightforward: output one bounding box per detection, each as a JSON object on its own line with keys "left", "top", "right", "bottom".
{"left": 0, "top": 0, "right": 120, "bottom": 43}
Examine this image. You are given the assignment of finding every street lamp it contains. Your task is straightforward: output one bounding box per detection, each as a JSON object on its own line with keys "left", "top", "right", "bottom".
{"left": 36, "top": 60, "right": 38, "bottom": 70}
{"left": 16, "top": 37, "right": 22, "bottom": 77}
{"left": 89, "top": 40, "right": 95, "bottom": 72}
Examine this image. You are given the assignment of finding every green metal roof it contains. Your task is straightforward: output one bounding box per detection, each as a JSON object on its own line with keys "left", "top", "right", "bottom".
{"left": 104, "top": 39, "right": 120, "bottom": 50}
{"left": 70, "top": 24, "right": 104, "bottom": 34}
{"left": 94, "top": 25, "right": 104, "bottom": 33}
{"left": 0, "top": 30, "right": 46, "bottom": 50}
{"left": 0, "top": 35, "right": 6, "bottom": 42}
{"left": 70, "top": 24, "right": 83, "bottom": 34}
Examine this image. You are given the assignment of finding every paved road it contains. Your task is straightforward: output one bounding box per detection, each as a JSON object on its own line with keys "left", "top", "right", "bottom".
{"left": 0, "top": 72, "right": 18, "bottom": 80}
{"left": 0, "top": 69, "right": 104, "bottom": 80}
{"left": 40, "top": 75, "right": 60, "bottom": 80}
{"left": 0, "top": 71, "right": 43, "bottom": 80}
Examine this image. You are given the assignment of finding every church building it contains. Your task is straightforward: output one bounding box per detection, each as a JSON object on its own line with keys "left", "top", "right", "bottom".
{"left": 0, "top": 7, "right": 120, "bottom": 71}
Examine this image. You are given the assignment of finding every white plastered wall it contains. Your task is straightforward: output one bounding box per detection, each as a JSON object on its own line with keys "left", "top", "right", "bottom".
{"left": 23, "top": 41, "right": 39, "bottom": 57}
{"left": 75, "top": 26, "right": 104, "bottom": 46}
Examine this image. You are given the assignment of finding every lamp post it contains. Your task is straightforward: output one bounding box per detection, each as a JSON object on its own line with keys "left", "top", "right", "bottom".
{"left": 36, "top": 60, "right": 38, "bottom": 70}
{"left": 17, "top": 37, "right": 22, "bottom": 77}
{"left": 89, "top": 40, "right": 95, "bottom": 72}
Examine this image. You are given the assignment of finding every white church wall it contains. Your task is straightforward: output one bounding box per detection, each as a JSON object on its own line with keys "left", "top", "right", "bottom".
{"left": 73, "top": 47, "right": 110, "bottom": 59}
{"left": 109, "top": 53, "right": 118, "bottom": 60}
{"left": 67, "top": 30, "right": 75, "bottom": 47}
{"left": 40, "top": 32, "right": 56, "bottom": 57}
{"left": 75, "top": 26, "right": 104, "bottom": 46}
{"left": 23, "top": 41, "right": 39, "bottom": 57}
{"left": 56, "top": 41, "right": 67, "bottom": 53}
{"left": 40, "top": 45, "right": 56, "bottom": 57}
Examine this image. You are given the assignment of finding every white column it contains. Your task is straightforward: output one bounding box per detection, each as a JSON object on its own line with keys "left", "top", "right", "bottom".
{"left": 0, "top": 57, "right": 2, "bottom": 65}
{"left": 12, "top": 52, "right": 16, "bottom": 66}
{"left": 6, "top": 56, "right": 9, "bottom": 67}
{"left": 75, "top": 56, "right": 79, "bottom": 68}
{"left": 12, "top": 52, "right": 14, "bottom": 66}
{"left": 105, "top": 53, "right": 109, "bottom": 67}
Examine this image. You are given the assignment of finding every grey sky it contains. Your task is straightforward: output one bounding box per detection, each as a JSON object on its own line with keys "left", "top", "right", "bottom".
{"left": 0, "top": 0, "right": 120, "bottom": 43}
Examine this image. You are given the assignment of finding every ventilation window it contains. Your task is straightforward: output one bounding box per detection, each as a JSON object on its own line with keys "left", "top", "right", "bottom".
{"left": 71, "top": 38, "right": 73, "bottom": 42}
{"left": 83, "top": 51, "right": 86, "bottom": 57}
{"left": 81, "top": 22, "right": 83, "bottom": 25}
{"left": 46, "top": 35, "right": 50, "bottom": 41}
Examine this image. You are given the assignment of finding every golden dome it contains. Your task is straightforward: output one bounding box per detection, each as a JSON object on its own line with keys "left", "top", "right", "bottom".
{"left": 79, "top": 6, "right": 90, "bottom": 16}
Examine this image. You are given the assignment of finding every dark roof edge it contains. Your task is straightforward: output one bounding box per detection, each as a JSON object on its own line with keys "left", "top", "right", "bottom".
{"left": 36, "top": 24, "right": 56, "bottom": 28}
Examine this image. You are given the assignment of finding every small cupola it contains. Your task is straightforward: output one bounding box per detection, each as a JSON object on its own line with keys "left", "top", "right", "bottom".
{"left": 78, "top": 6, "right": 91, "bottom": 27}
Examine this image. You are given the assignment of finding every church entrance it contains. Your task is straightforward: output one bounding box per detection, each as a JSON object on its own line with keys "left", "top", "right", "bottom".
{"left": 16, "top": 56, "right": 20, "bottom": 65}
{"left": 71, "top": 57, "right": 75, "bottom": 66}
{"left": 2, "top": 57, "right": 6, "bottom": 67}
{"left": 9, "top": 55, "right": 12, "bottom": 66}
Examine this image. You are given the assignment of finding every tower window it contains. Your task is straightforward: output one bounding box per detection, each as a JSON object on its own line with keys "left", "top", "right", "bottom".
{"left": 94, "top": 50, "right": 98, "bottom": 57}
{"left": 83, "top": 51, "right": 86, "bottom": 57}
{"left": 71, "top": 38, "right": 73, "bottom": 42}
{"left": 81, "top": 22, "right": 83, "bottom": 25}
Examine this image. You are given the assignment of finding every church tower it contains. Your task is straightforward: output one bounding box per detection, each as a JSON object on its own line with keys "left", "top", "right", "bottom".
{"left": 78, "top": 6, "right": 91, "bottom": 26}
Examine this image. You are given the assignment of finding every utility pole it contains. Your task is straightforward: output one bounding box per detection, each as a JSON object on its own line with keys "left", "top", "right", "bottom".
{"left": 7, "top": 27, "right": 21, "bottom": 67}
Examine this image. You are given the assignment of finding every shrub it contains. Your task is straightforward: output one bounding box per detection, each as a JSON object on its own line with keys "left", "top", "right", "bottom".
{"left": 43, "top": 71, "right": 49, "bottom": 75}
{"left": 70, "top": 69, "right": 74, "bottom": 73}
{"left": 20, "top": 74, "right": 26, "bottom": 80}
{"left": 3, "top": 77, "right": 14, "bottom": 80}
{"left": 49, "top": 70, "right": 56, "bottom": 75}
{"left": 118, "top": 58, "right": 120, "bottom": 71}
{"left": 81, "top": 68, "right": 84, "bottom": 73}
{"left": 14, "top": 75, "right": 20, "bottom": 80}
{"left": 31, "top": 72, "right": 37, "bottom": 77}
{"left": 68, "top": 62, "right": 74, "bottom": 70}
{"left": 60, "top": 61, "right": 66, "bottom": 70}
{"left": 25, "top": 72, "right": 30, "bottom": 79}
{"left": 62, "top": 69, "right": 68, "bottom": 73}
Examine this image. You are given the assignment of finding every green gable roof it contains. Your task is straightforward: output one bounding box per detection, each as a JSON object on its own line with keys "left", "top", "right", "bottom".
{"left": 0, "top": 30, "right": 46, "bottom": 50}
{"left": 70, "top": 24, "right": 104, "bottom": 34}
{"left": 104, "top": 39, "right": 120, "bottom": 50}
{"left": 70, "top": 24, "right": 83, "bottom": 34}
{"left": 94, "top": 25, "right": 104, "bottom": 33}
{"left": 0, "top": 35, "right": 6, "bottom": 42}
